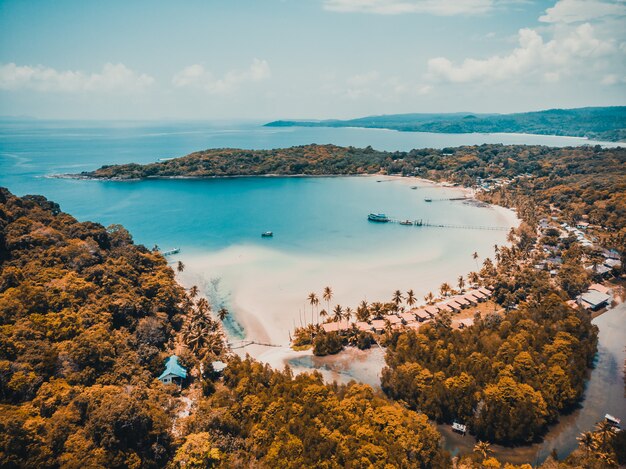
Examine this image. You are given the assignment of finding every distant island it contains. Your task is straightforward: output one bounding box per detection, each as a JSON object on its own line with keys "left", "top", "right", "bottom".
{"left": 265, "top": 106, "right": 626, "bottom": 142}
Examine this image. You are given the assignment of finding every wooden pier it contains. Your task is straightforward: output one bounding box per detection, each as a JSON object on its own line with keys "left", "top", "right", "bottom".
{"left": 371, "top": 216, "right": 509, "bottom": 231}
{"left": 424, "top": 197, "right": 469, "bottom": 202}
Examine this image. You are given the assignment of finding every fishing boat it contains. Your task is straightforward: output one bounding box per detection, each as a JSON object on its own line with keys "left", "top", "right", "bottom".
{"left": 368, "top": 213, "right": 390, "bottom": 223}
{"left": 162, "top": 248, "right": 180, "bottom": 256}
{"left": 399, "top": 220, "right": 413, "bottom": 226}
{"left": 261, "top": 231, "right": 273, "bottom": 237}
{"left": 424, "top": 198, "right": 432, "bottom": 202}
{"left": 605, "top": 414, "right": 621, "bottom": 427}
{"left": 410, "top": 186, "right": 418, "bottom": 190}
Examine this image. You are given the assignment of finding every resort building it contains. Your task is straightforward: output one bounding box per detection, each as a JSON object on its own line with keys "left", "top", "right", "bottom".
{"left": 158, "top": 355, "right": 187, "bottom": 386}
{"left": 578, "top": 290, "right": 611, "bottom": 311}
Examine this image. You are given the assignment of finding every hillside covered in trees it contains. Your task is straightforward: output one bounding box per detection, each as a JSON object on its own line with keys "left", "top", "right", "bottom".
{"left": 266, "top": 106, "right": 626, "bottom": 142}
{"left": 0, "top": 188, "right": 450, "bottom": 468}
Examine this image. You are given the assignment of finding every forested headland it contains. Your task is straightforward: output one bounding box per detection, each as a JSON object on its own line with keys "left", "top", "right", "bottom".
{"left": 265, "top": 106, "right": 626, "bottom": 142}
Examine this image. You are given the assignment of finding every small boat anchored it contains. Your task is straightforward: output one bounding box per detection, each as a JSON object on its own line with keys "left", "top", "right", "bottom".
{"left": 261, "top": 231, "right": 274, "bottom": 238}
{"left": 162, "top": 248, "right": 180, "bottom": 256}
{"left": 399, "top": 220, "right": 413, "bottom": 226}
{"left": 605, "top": 413, "right": 621, "bottom": 428}
{"left": 368, "top": 213, "right": 390, "bottom": 223}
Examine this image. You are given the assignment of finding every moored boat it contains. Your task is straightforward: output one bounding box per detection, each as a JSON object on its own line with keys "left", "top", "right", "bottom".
{"left": 399, "top": 220, "right": 413, "bottom": 226}
{"left": 368, "top": 213, "right": 390, "bottom": 222}
{"left": 261, "top": 231, "right": 273, "bottom": 237}
{"left": 162, "top": 248, "right": 180, "bottom": 256}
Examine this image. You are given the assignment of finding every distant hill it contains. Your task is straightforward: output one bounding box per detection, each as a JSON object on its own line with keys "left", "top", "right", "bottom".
{"left": 266, "top": 107, "right": 626, "bottom": 142}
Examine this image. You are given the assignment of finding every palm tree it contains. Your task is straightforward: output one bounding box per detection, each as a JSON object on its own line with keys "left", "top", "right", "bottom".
{"left": 472, "top": 251, "right": 479, "bottom": 270}
{"left": 473, "top": 441, "right": 493, "bottom": 461}
{"left": 308, "top": 292, "right": 319, "bottom": 325}
{"left": 344, "top": 306, "right": 353, "bottom": 322}
{"left": 196, "top": 297, "right": 210, "bottom": 314}
{"left": 392, "top": 290, "right": 404, "bottom": 308}
{"left": 332, "top": 304, "right": 343, "bottom": 322}
{"left": 370, "top": 302, "right": 384, "bottom": 319}
{"left": 356, "top": 300, "right": 370, "bottom": 322}
{"left": 594, "top": 420, "right": 616, "bottom": 451}
{"left": 494, "top": 244, "right": 499, "bottom": 254}
{"left": 189, "top": 285, "right": 199, "bottom": 298}
{"left": 323, "top": 286, "right": 333, "bottom": 315}
{"left": 468, "top": 272, "right": 480, "bottom": 286}
{"left": 457, "top": 275, "right": 465, "bottom": 292}
{"left": 319, "top": 309, "right": 328, "bottom": 322}
{"left": 424, "top": 291, "right": 434, "bottom": 305}
{"left": 177, "top": 261, "right": 185, "bottom": 273}
{"left": 217, "top": 307, "right": 229, "bottom": 321}
{"left": 405, "top": 289, "right": 416, "bottom": 308}
{"left": 577, "top": 431, "right": 596, "bottom": 465}
{"left": 439, "top": 282, "right": 451, "bottom": 297}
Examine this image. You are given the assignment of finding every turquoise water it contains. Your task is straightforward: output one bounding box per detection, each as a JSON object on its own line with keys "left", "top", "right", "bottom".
{"left": 0, "top": 120, "right": 612, "bottom": 252}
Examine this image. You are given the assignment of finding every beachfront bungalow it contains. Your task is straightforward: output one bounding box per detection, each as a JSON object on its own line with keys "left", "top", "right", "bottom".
{"left": 356, "top": 321, "right": 373, "bottom": 332}
{"left": 399, "top": 311, "right": 417, "bottom": 323}
{"left": 467, "top": 290, "right": 486, "bottom": 302}
{"left": 385, "top": 315, "right": 402, "bottom": 326}
{"left": 414, "top": 309, "right": 431, "bottom": 322}
{"left": 578, "top": 290, "right": 611, "bottom": 311}
{"left": 456, "top": 318, "right": 474, "bottom": 329}
{"left": 449, "top": 298, "right": 467, "bottom": 309}
{"left": 589, "top": 283, "right": 611, "bottom": 295}
{"left": 158, "top": 355, "right": 187, "bottom": 386}
{"left": 462, "top": 294, "right": 478, "bottom": 306}
{"left": 437, "top": 302, "right": 457, "bottom": 313}
{"left": 371, "top": 319, "right": 386, "bottom": 333}
{"left": 478, "top": 287, "right": 492, "bottom": 297}
{"left": 321, "top": 320, "right": 351, "bottom": 333}
{"left": 424, "top": 305, "right": 439, "bottom": 316}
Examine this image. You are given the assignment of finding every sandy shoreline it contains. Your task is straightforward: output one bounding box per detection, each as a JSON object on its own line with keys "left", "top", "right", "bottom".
{"left": 173, "top": 174, "right": 520, "bottom": 374}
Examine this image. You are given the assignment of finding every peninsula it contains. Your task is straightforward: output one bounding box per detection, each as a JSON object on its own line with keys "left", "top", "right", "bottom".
{"left": 265, "top": 106, "right": 626, "bottom": 142}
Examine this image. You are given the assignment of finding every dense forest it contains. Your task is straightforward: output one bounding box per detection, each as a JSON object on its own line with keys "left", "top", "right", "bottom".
{"left": 0, "top": 188, "right": 450, "bottom": 468}
{"left": 266, "top": 106, "right": 626, "bottom": 142}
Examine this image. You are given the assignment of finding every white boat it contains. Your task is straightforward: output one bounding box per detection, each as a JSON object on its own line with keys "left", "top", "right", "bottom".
{"left": 162, "top": 248, "right": 180, "bottom": 256}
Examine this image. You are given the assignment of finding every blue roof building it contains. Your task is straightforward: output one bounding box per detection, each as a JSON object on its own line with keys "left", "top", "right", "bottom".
{"left": 158, "top": 355, "right": 187, "bottom": 385}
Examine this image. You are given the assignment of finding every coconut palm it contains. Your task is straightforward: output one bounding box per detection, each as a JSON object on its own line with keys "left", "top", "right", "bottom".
{"left": 424, "top": 291, "right": 435, "bottom": 305}
{"left": 370, "top": 302, "right": 384, "bottom": 319}
{"left": 344, "top": 306, "right": 353, "bottom": 322}
{"left": 468, "top": 272, "right": 480, "bottom": 286}
{"left": 473, "top": 441, "right": 493, "bottom": 461}
{"left": 472, "top": 251, "right": 479, "bottom": 270}
{"left": 189, "top": 285, "right": 199, "bottom": 298}
{"left": 308, "top": 292, "right": 319, "bottom": 325}
{"left": 196, "top": 297, "right": 210, "bottom": 314}
{"left": 177, "top": 261, "right": 185, "bottom": 273}
{"left": 332, "top": 304, "right": 343, "bottom": 322}
{"left": 577, "top": 431, "right": 597, "bottom": 464}
{"left": 319, "top": 309, "right": 328, "bottom": 322}
{"left": 323, "top": 286, "right": 333, "bottom": 315}
{"left": 217, "top": 307, "right": 229, "bottom": 321}
{"left": 439, "top": 282, "right": 451, "bottom": 297}
{"left": 392, "top": 290, "right": 404, "bottom": 308}
{"left": 457, "top": 275, "right": 465, "bottom": 292}
{"left": 356, "top": 300, "right": 370, "bottom": 322}
{"left": 406, "top": 289, "right": 416, "bottom": 308}
{"left": 594, "top": 420, "right": 617, "bottom": 451}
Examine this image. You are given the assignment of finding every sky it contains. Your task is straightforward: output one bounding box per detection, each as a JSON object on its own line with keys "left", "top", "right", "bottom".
{"left": 0, "top": 0, "right": 624, "bottom": 120}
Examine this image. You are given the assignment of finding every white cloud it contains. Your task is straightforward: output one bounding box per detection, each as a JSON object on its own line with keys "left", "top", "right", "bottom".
{"left": 323, "top": 0, "right": 496, "bottom": 15}
{"left": 427, "top": 23, "right": 615, "bottom": 83}
{"left": 172, "top": 59, "right": 271, "bottom": 95}
{"left": 539, "top": 0, "right": 626, "bottom": 24}
{"left": 0, "top": 62, "right": 154, "bottom": 92}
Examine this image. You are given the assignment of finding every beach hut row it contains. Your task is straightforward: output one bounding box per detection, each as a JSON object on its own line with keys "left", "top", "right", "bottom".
{"left": 318, "top": 288, "right": 492, "bottom": 335}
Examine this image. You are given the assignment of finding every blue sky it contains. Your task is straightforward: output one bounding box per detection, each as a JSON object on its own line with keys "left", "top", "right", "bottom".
{"left": 0, "top": 0, "right": 624, "bottom": 119}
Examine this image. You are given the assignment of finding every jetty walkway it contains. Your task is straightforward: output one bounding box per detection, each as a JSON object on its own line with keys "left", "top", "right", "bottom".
{"left": 371, "top": 216, "right": 509, "bottom": 231}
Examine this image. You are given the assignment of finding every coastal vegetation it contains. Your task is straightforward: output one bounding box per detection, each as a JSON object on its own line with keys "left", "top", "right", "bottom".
{"left": 265, "top": 106, "right": 626, "bottom": 142}
{"left": 0, "top": 188, "right": 450, "bottom": 468}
